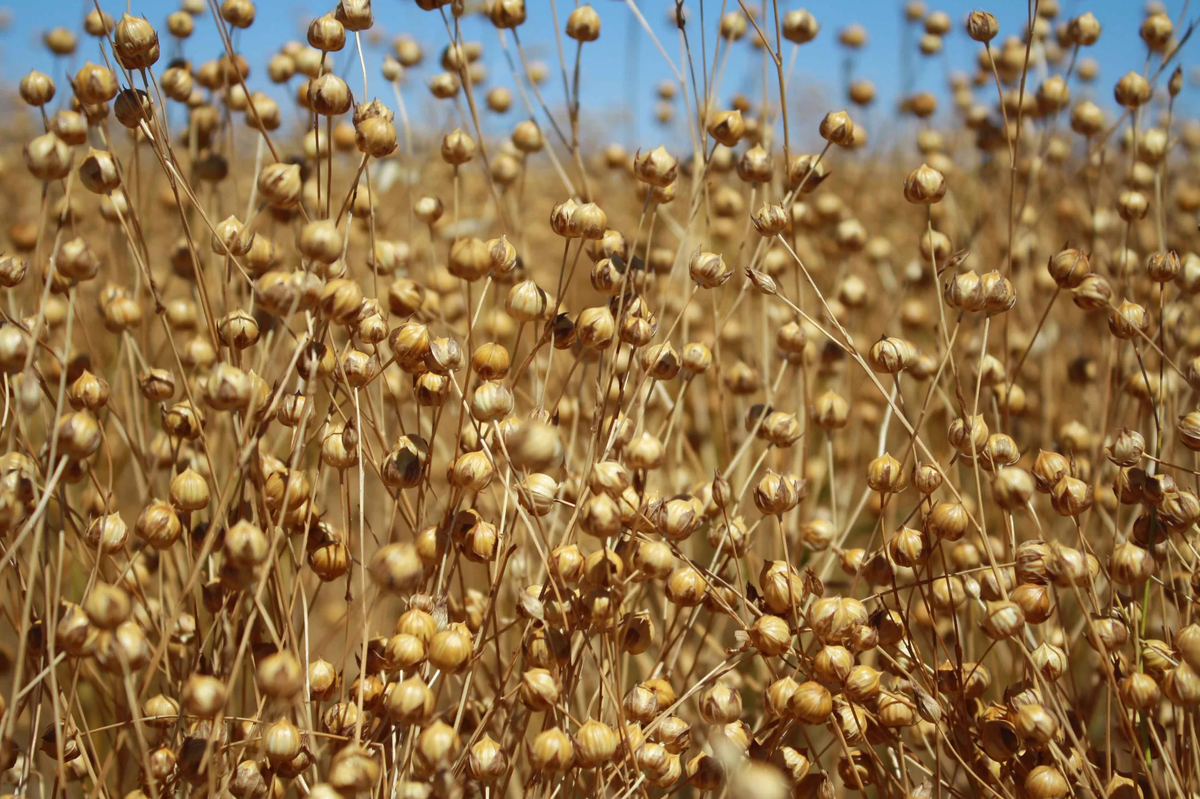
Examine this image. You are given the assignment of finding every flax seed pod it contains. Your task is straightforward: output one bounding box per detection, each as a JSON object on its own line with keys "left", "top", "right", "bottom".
{"left": 787, "top": 681, "right": 832, "bottom": 724}
{"left": 903, "top": 163, "right": 946, "bottom": 203}
{"left": 759, "top": 561, "right": 804, "bottom": 614}
{"left": 25, "top": 133, "right": 71, "bottom": 181}
{"left": 528, "top": 727, "right": 574, "bottom": 772}
{"left": 981, "top": 600, "right": 1024, "bottom": 640}
{"left": 749, "top": 614, "right": 791, "bottom": 656}
{"left": 468, "top": 735, "right": 507, "bottom": 781}
{"left": 385, "top": 676, "right": 434, "bottom": 725}
{"left": 573, "top": 719, "right": 617, "bottom": 768}
{"left": 634, "top": 146, "right": 677, "bottom": 187}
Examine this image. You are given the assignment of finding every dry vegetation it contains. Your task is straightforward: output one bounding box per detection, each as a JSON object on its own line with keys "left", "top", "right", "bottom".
{"left": 2, "top": 0, "right": 1200, "bottom": 798}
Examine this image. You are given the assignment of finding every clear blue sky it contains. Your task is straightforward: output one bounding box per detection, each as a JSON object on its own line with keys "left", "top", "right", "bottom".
{"left": 2, "top": 0, "right": 1192, "bottom": 150}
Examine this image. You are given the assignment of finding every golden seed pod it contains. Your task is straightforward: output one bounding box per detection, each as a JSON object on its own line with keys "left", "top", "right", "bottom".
{"left": 783, "top": 9, "right": 819, "bottom": 43}
{"left": 254, "top": 650, "right": 303, "bottom": 699}
{"left": 1114, "top": 71, "right": 1151, "bottom": 108}
{"left": 221, "top": 0, "right": 256, "bottom": 27}
{"left": 1068, "top": 11, "right": 1101, "bottom": 45}
{"left": 819, "top": 110, "right": 854, "bottom": 146}
{"left": 263, "top": 718, "right": 302, "bottom": 765}
{"left": 966, "top": 10, "right": 999, "bottom": 42}
{"left": 634, "top": 145, "right": 677, "bottom": 187}
{"left": 441, "top": 128, "right": 476, "bottom": 165}
{"left": 1140, "top": 11, "right": 1173, "bottom": 50}
{"left": 812, "top": 390, "right": 850, "bottom": 429}
{"left": 808, "top": 595, "right": 868, "bottom": 644}
{"left": 468, "top": 734, "right": 508, "bottom": 781}
{"left": 1109, "top": 541, "right": 1155, "bottom": 585}
{"left": 749, "top": 614, "right": 791, "bottom": 656}
{"left": 182, "top": 674, "right": 228, "bottom": 718}
{"left": 385, "top": 675, "right": 434, "bottom": 725}
{"left": 308, "top": 13, "right": 345, "bottom": 52}
{"left": 257, "top": 162, "right": 303, "bottom": 208}
{"left": 329, "top": 744, "right": 380, "bottom": 791}
{"left": 573, "top": 719, "right": 617, "bottom": 768}
{"left": 980, "top": 599, "right": 1025, "bottom": 639}
{"left": 113, "top": 14, "right": 160, "bottom": 70}
{"left": 688, "top": 250, "right": 731, "bottom": 289}
{"left": 903, "top": 163, "right": 946, "bottom": 204}
{"left": 0, "top": 255, "right": 27, "bottom": 289}
{"left": 299, "top": 219, "right": 345, "bottom": 264}
{"left": 566, "top": 4, "right": 600, "bottom": 41}
{"left": 518, "top": 662, "right": 564, "bottom": 705}
{"left": 166, "top": 11, "right": 194, "bottom": 37}
{"left": 67, "top": 370, "right": 109, "bottom": 413}
{"left": 73, "top": 61, "right": 118, "bottom": 105}
{"left": 19, "top": 70, "right": 55, "bottom": 107}
{"left": 369, "top": 542, "right": 425, "bottom": 594}
{"left": 428, "top": 624, "right": 472, "bottom": 673}
{"left": 24, "top": 133, "right": 72, "bottom": 182}
{"left": 168, "top": 468, "right": 210, "bottom": 512}
{"left": 528, "top": 727, "right": 574, "bottom": 772}
{"left": 307, "top": 73, "right": 352, "bottom": 116}
{"left": 751, "top": 202, "right": 789, "bottom": 236}
{"left": 1024, "top": 766, "right": 1069, "bottom": 799}
{"left": 786, "top": 681, "right": 832, "bottom": 724}
{"left": 707, "top": 109, "right": 746, "bottom": 147}
{"left": 134, "top": 500, "right": 182, "bottom": 550}
{"left": 336, "top": 0, "right": 374, "bottom": 31}
{"left": 1050, "top": 474, "right": 1093, "bottom": 516}
{"left": 490, "top": 0, "right": 526, "bottom": 28}
{"left": 55, "top": 411, "right": 102, "bottom": 459}
{"left": 1118, "top": 671, "right": 1160, "bottom": 711}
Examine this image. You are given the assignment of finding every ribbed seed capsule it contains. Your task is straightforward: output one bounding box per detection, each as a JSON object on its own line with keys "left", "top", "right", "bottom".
{"left": 528, "top": 727, "right": 574, "bottom": 772}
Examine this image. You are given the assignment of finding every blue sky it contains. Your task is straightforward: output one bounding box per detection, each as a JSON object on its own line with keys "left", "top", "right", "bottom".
{"left": 2, "top": 0, "right": 1192, "bottom": 150}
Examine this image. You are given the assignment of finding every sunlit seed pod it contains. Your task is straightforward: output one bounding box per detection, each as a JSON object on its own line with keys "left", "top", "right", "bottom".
{"left": 466, "top": 734, "right": 508, "bottom": 782}
{"left": 943, "top": 270, "right": 985, "bottom": 312}
{"left": 1050, "top": 475, "right": 1093, "bottom": 516}
{"left": 133, "top": 500, "right": 181, "bottom": 550}
{"left": 1165, "top": 662, "right": 1200, "bottom": 706}
{"left": 261, "top": 718, "right": 302, "bottom": 766}
{"left": 55, "top": 412, "right": 102, "bottom": 459}
{"left": 24, "top": 133, "right": 72, "bottom": 182}
{"left": 67, "top": 370, "right": 109, "bottom": 413}
{"left": 384, "top": 675, "right": 434, "bottom": 725}
{"left": 742, "top": 614, "right": 789, "bottom": 657}
{"left": 759, "top": 561, "right": 805, "bottom": 614}
{"left": 1109, "top": 541, "right": 1155, "bottom": 586}
{"left": 224, "top": 519, "right": 268, "bottom": 568}
{"left": 181, "top": 674, "right": 227, "bottom": 718}
{"left": 649, "top": 714, "right": 689, "bottom": 755}
{"left": 785, "top": 681, "right": 832, "bottom": 724}
{"left": 299, "top": 219, "right": 345, "bottom": 264}
{"left": 73, "top": 61, "right": 118, "bottom": 105}
{"left": 168, "top": 468, "right": 210, "bottom": 512}
{"left": 753, "top": 470, "right": 801, "bottom": 515}
{"left": 865, "top": 452, "right": 905, "bottom": 494}
{"left": 989, "top": 467, "right": 1033, "bottom": 511}
{"left": 664, "top": 565, "right": 706, "bottom": 608}
{"left": 903, "top": 163, "right": 946, "bottom": 204}
{"left": 427, "top": 623, "right": 472, "bottom": 673}
{"left": 634, "top": 145, "right": 677, "bottom": 187}
{"left": 569, "top": 719, "right": 617, "bottom": 769}
{"left": 334, "top": 0, "right": 373, "bottom": 30}
{"left": 528, "top": 727, "right": 574, "bottom": 772}
{"left": 368, "top": 542, "right": 424, "bottom": 594}
{"left": 1023, "top": 766, "right": 1069, "bottom": 799}
{"left": 866, "top": 336, "right": 914, "bottom": 374}
{"left": 1115, "top": 671, "right": 1160, "bottom": 712}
